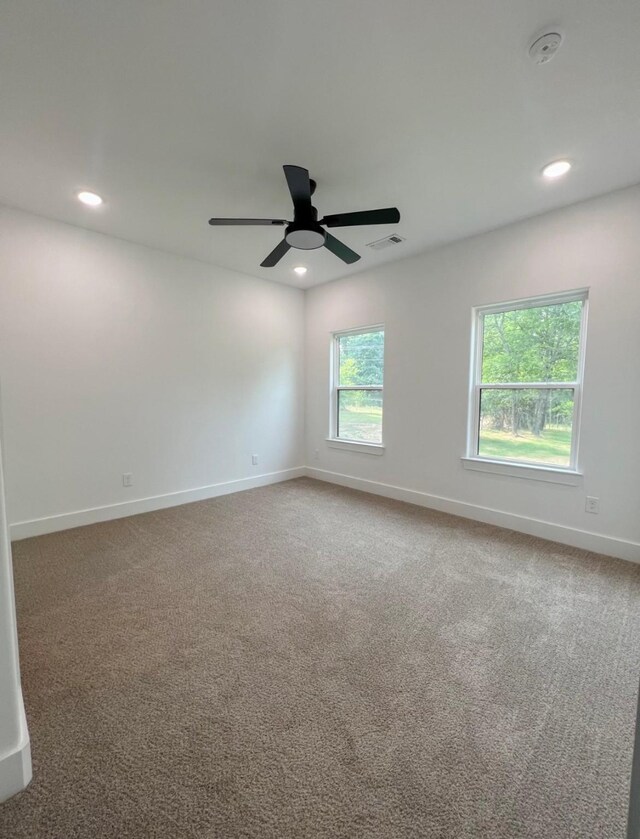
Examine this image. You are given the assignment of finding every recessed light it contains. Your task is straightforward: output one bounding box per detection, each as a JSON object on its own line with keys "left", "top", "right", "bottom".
{"left": 293, "top": 266, "right": 307, "bottom": 276}
{"left": 77, "top": 190, "right": 103, "bottom": 207}
{"left": 542, "top": 160, "right": 571, "bottom": 180}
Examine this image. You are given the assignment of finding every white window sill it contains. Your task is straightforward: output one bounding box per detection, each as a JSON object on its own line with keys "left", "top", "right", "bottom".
{"left": 326, "top": 438, "right": 385, "bottom": 456}
{"left": 461, "top": 456, "right": 582, "bottom": 485}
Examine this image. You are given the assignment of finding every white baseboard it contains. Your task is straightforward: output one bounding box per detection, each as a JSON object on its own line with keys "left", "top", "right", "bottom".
{"left": 0, "top": 697, "right": 31, "bottom": 803}
{"left": 10, "top": 467, "right": 306, "bottom": 541}
{"left": 9, "top": 465, "right": 639, "bottom": 563}
{"left": 305, "top": 467, "right": 640, "bottom": 564}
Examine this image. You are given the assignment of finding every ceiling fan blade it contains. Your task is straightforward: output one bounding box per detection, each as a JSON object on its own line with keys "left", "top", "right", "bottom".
{"left": 209, "top": 218, "right": 288, "bottom": 226}
{"left": 283, "top": 165, "right": 312, "bottom": 210}
{"left": 320, "top": 207, "right": 400, "bottom": 228}
{"left": 324, "top": 233, "right": 360, "bottom": 264}
{"left": 260, "top": 238, "right": 291, "bottom": 267}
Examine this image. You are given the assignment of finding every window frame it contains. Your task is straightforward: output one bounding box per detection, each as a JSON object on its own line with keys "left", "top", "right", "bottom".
{"left": 466, "top": 289, "right": 589, "bottom": 477}
{"left": 329, "top": 324, "right": 385, "bottom": 452}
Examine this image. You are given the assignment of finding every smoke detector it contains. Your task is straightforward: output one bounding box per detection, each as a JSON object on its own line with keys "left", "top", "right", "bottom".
{"left": 529, "top": 32, "right": 563, "bottom": 65}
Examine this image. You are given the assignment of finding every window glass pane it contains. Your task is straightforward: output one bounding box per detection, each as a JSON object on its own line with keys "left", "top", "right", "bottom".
{"left": 481, "top": 301, "right": 582, "bottom": 383}
{"left": 338, "top": 389, "right": 382, "bottom": 443}
{"left": 338, "top": 329, "right": 384, "bottom": 387}
{"left": 478, "top": 388, "right": 574, "bottom": 466}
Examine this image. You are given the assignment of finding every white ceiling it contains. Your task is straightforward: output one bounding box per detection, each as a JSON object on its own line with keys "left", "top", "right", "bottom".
{"left": 2, "top": 1, "right": 640, "bottom": 289}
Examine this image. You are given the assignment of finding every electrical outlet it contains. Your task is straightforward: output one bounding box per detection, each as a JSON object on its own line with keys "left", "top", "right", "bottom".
{"left": 251, "top": 455, "right": 259, "bottom": 466}
{"left": 314, "top": 448, "right": 320, "bottom": 460}
{"left": 585, "top": 496, "right": 599, "bottom": 514}
{"left": 122, "top": 473, "right": 133, "bottom": 488}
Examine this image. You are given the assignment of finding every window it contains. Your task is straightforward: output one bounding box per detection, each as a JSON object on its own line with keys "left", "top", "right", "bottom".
{"left": 331, "top": 326, "right": 384, "bottom": 445}
{"left": 468, "top": 291, "right": 588, "bottom": 472}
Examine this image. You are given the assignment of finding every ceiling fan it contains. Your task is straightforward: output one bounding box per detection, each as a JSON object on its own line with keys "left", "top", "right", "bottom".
{"left": 208, "top": 165, "right": 400, "bottom": 267}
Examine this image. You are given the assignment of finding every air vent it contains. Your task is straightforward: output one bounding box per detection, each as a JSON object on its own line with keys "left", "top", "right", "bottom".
{"left": 366, "top": 234, "right": 405, "bottom": 251}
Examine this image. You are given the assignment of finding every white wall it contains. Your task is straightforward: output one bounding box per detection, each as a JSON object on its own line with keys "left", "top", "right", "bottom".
{"left": 0, "top": 206, "right": 305, "bottom": 534}
{"left": 0, "top": 392, "right": 31, "bottom": 801}
{"left": 1, "top": 187, "right": 639, "bottom": 561}
{"left": 305, "top": 185, "right": 640, "bottom": 561}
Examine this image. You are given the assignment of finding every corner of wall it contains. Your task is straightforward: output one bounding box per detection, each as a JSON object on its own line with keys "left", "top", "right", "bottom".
{"left": 0, "top": 384, "right": 32, "bottom": 802}
{"left": 0, "top": 700, "right": 32, "bottom": 803}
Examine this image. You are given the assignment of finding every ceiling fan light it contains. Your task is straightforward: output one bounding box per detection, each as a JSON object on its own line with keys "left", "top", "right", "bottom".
{"left": 285, "top": 226, "right": 326, "bottom": 250}
{"left": 293, "top": 266, "right": 307, "bottom": 276}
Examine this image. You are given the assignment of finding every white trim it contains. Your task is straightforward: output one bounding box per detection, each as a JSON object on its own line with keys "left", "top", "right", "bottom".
{"left": 335, "top": 385, "right": 383, "bottom": 391}
{"left": 330, "top": 322, "right": 385, "bottom": 339}
{"left": 326, "top": 438, "right": 385, "bottom": 455}
{"left": 474, "top": 287, "right": 589, "bottom": 316}
{"left": 573, "top": 294, "right": 589, "bottom": 469}
{"left": 10, "top": 467, "right": 305, "bottom": 540}
{"left": 0, "top": 697, "right": 31, "bottom": 803}
{"left": 477, "top": 382, "right": 578, "bottom": 390}
{"left": 304, "top": 467, "right": 640, "bottom": 564}
{"left": 461, "top": 456, "right": 582, "bottom": 485}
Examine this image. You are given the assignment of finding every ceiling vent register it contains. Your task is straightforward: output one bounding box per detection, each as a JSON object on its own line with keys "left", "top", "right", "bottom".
{"left": 366, "top": 234, "right": 405, "bottom": 251}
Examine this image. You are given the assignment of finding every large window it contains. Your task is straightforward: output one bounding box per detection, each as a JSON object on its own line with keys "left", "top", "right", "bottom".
{"left": 469, "top": 291, "right": 588, "bottom": 470}
{"left": 332, "top": 326, "right": 384, "bottom": 444}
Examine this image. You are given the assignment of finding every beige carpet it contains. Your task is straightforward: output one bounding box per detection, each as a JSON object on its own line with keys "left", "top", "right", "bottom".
{"left": 1, "top": 477, "right": 639, "bottom": 838}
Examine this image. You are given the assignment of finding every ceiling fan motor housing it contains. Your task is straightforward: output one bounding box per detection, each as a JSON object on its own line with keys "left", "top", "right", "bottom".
{"left": 286, "top": 201, "right": 326, "bottom": 249}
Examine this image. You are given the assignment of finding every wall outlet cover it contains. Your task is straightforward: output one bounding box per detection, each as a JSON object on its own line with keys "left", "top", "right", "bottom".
{"left": 585, "top": 496, "right": 600, "bottom": 514}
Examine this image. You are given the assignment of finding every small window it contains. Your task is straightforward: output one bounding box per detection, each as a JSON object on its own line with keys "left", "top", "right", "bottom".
{"left": 332, "top": 326, "right": 384, "bottom": 444}
{"left": 469, "top": 291, "right": 588, "bottom": 470}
